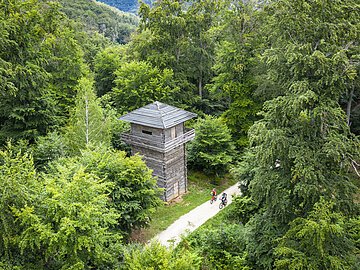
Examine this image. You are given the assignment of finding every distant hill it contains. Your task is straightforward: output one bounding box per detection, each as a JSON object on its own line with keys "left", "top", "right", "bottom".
{"left": 58, "top": 0, "right": 139, "bottom": 44}
{"left": 97, "top": 0, "right": 154, "bottom": 13}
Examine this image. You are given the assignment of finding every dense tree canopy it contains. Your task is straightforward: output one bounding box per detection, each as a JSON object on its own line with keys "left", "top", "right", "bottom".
{"left": 74, "top": 147, "right": 162, "bottom": 238}
{"left": 58, "top": 0, "right": 138, "bottom": 44}
{"left": 188, "top": 115, "right": 236, "bottom": 177}
{"left": 0, "top": 0, "right": 359, "bottom": 269}
{"left": 0, "top": 0, "right": 85, "bottom": 143}
{"left": 112, "top": 61, "right": 179, "bottom": 113}
{"left": 234, "top": 0, "right": 360, "bottom": 268}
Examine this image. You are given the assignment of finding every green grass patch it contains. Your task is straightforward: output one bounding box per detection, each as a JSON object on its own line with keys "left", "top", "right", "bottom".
{"left": 129, "top": 170, "right": 237, "bottom": 243}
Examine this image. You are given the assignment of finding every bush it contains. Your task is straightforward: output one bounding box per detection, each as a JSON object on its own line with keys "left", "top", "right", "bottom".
{"left": 122, "top": 241, "right": 201, "bottom": 270}
{"left": 181, "top": 224, "right": 250, "bottom": 269}
{"left": 187, "top": 115, "right": 236, "bottom": 176}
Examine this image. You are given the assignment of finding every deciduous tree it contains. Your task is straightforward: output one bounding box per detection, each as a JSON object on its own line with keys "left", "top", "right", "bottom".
{"left": 112, "top": 61, "right": 178, "bottom": 113}
{"left": 187, "top": 115, "right": 236, "bottom": 176}
{"left": 0, "top": 0, "right": 84, "bottom": 143}
{"left": 77, "top": 147, "right": 162, "bottom": 238}
{"left": 14, "top": 163, "right": 122, "bottom": 269}
{"left": 64, "top": 77, "right": 112, "bottom": 155}
{"left": 122, "top": 241, "right": 201, "bottom": 270}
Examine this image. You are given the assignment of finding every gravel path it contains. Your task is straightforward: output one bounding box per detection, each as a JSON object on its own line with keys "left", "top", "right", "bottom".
{"left": 152, "top": 183, "right": 241, "bottom": 247}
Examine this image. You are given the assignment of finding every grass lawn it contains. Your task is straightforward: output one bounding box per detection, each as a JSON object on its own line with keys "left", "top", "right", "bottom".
{"left": 129, "top": 170, "right": 237, "bottom": 243}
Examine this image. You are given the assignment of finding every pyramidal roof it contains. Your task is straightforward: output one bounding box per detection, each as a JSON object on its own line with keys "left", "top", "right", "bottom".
{"left": 119, "top": 101, "right": 197, "bottom": 129}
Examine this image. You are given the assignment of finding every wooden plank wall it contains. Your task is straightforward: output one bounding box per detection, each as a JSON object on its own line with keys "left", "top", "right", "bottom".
{"left": 128, "top": 123, "right": 189, "bottom": 201}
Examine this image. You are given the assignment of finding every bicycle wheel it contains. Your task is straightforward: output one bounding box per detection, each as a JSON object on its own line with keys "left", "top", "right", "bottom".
{"left": 219, "top": 202, "right": 223, "bottom": 209}
{"left": 210, "top": 199, "right": 214, "bottom": 204}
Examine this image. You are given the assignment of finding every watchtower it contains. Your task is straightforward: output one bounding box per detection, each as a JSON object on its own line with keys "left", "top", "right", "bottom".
{"left": 119, "top": 101, "right": 197, "bottom": 201}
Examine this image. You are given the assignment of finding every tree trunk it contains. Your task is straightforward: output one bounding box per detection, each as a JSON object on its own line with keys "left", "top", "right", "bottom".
{"left": 198, "top": 76, "right": 203, "bottom": 98}
{"left": 85, "top": 96, "right": 89, "bottom": 144}
{"left": 346, "top": 86, "right": 354, "bottom": 126}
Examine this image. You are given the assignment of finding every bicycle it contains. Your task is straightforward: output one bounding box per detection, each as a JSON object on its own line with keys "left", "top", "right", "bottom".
{"left": 210, "top": 194, "right": 217, "bottom": 204}
{"left": 219, "top": 198, "right": 227, "bottom": 209}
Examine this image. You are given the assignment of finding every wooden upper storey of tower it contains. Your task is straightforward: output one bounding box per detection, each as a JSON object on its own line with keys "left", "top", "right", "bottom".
{"left": 119, "top": 101, "right": 197, "bottom": 152}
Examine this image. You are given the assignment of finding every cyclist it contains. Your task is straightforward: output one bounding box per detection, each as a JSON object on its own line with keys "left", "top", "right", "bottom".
{"left": 221, "top": 192, "right": 227, "bottom": 205}
{"left": 210, "top": 188, "right": 217, "bottom": 202}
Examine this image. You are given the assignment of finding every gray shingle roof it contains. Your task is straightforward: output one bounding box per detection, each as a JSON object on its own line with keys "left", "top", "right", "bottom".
{"left": 119, "top": 101, "right": 197, "bottom": 129}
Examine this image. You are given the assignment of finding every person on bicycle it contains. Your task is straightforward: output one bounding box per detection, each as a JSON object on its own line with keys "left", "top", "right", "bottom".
{"left": 211, "top": 188, "right": 217, "bottom": 201}
{"left": 221, "top": 192, "right": 227, "bottom": 204}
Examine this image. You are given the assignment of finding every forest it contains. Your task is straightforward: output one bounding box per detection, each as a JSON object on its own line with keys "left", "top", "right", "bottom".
{"left": 0, "top": 0, "right": 359, "bottom": 269}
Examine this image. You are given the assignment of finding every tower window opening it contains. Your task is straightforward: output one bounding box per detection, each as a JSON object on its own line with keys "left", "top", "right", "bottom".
{"left": 142, "top": 130, "right": 152, "bottom": 135}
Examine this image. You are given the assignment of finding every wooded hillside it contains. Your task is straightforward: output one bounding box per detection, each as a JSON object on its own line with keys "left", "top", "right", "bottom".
{"left": 59, "top": 0, "right": 138, "bottom": 43}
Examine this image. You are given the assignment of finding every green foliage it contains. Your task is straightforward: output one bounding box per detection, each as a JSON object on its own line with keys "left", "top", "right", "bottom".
{"left": 225, "top": 195, "right": 258, "bottom": 225}
{"left": 98, "top": 94, "right": 131, "bottom": 151}
{"left": 14, "top": 164, "right": 122, "bottom": 269}
{"left": 94, "top": 45, "right": 127, "bottom": 96}
{"left": 112, "top": 61, "right": 179, "bottom": 113}
{"left": 245, "top": 212, "right": 285, "bottom": 269}
{"left": 122, "top": 241, "right": 201, "bottom": 270}
{"left": 231, "top": 0, "right": 360, "bottom": 268}
{"left": 230, "top": 151, "right": 257, "bottom": 196}
{"left": 210, "top": 1, "right": 263, "bottom": 147}
{"left": 183, "top": 0, "right": 224, "bottom": 98}
{"left": 0, "top": 143, "right": 124, "bottom": 269}
{"left": 347, "top": 216, "right": 360, "bottom": 263}
{"left": 245, "top": 0, "right": 360, "bottom": 220}
{"left": 132, "top": 0, "right": 224, "bottom": 108}
{"left": 181, "top": 224, "right": 250, "bottom": 269}
{"left": 58, "top": 0, "right": 138, "bottom": 44}
{"left": 32, "top": 132, "right": 67, "bottom": 170}
{"left": 76, "top": 147, "right": 162, "bottom": 238}
{"left": 136, "top": 0, "right": 187, "bottom": 70}
{"left": 0, "top": 142, "right": 38, "bottom": 262}
{"left": 0, "top": 0, "right": 84, "bottom": 143}
{"left": 70, "top": 22, "right": 112, "bottom": 69}
{"left": 64, "top": 77, "right": 113, "bottom": 155}
{"left": 274, "top": 199, "right": 358, "bottom": 270}
{"left": 0, "top": 0, "right": 359, "bottom": 268}
{"left": 187, "top": 115, "right": 236, "bottom": 176}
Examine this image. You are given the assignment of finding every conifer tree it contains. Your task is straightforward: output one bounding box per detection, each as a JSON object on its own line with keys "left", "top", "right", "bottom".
{"left": 236, "top": 0, "right": 360, "bottom": 268}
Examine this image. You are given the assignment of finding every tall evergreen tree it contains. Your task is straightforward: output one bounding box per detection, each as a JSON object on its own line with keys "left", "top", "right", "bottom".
{"left": 274, "top": 198, "right": 358, "bottom": 269}
{"left": 236, "top": 0, "right": 360, "bottom": 268}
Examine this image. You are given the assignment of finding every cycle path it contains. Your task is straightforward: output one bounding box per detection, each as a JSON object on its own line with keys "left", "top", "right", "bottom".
{"left": 152, "top": 183, "right": 241, "bottom": 247}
